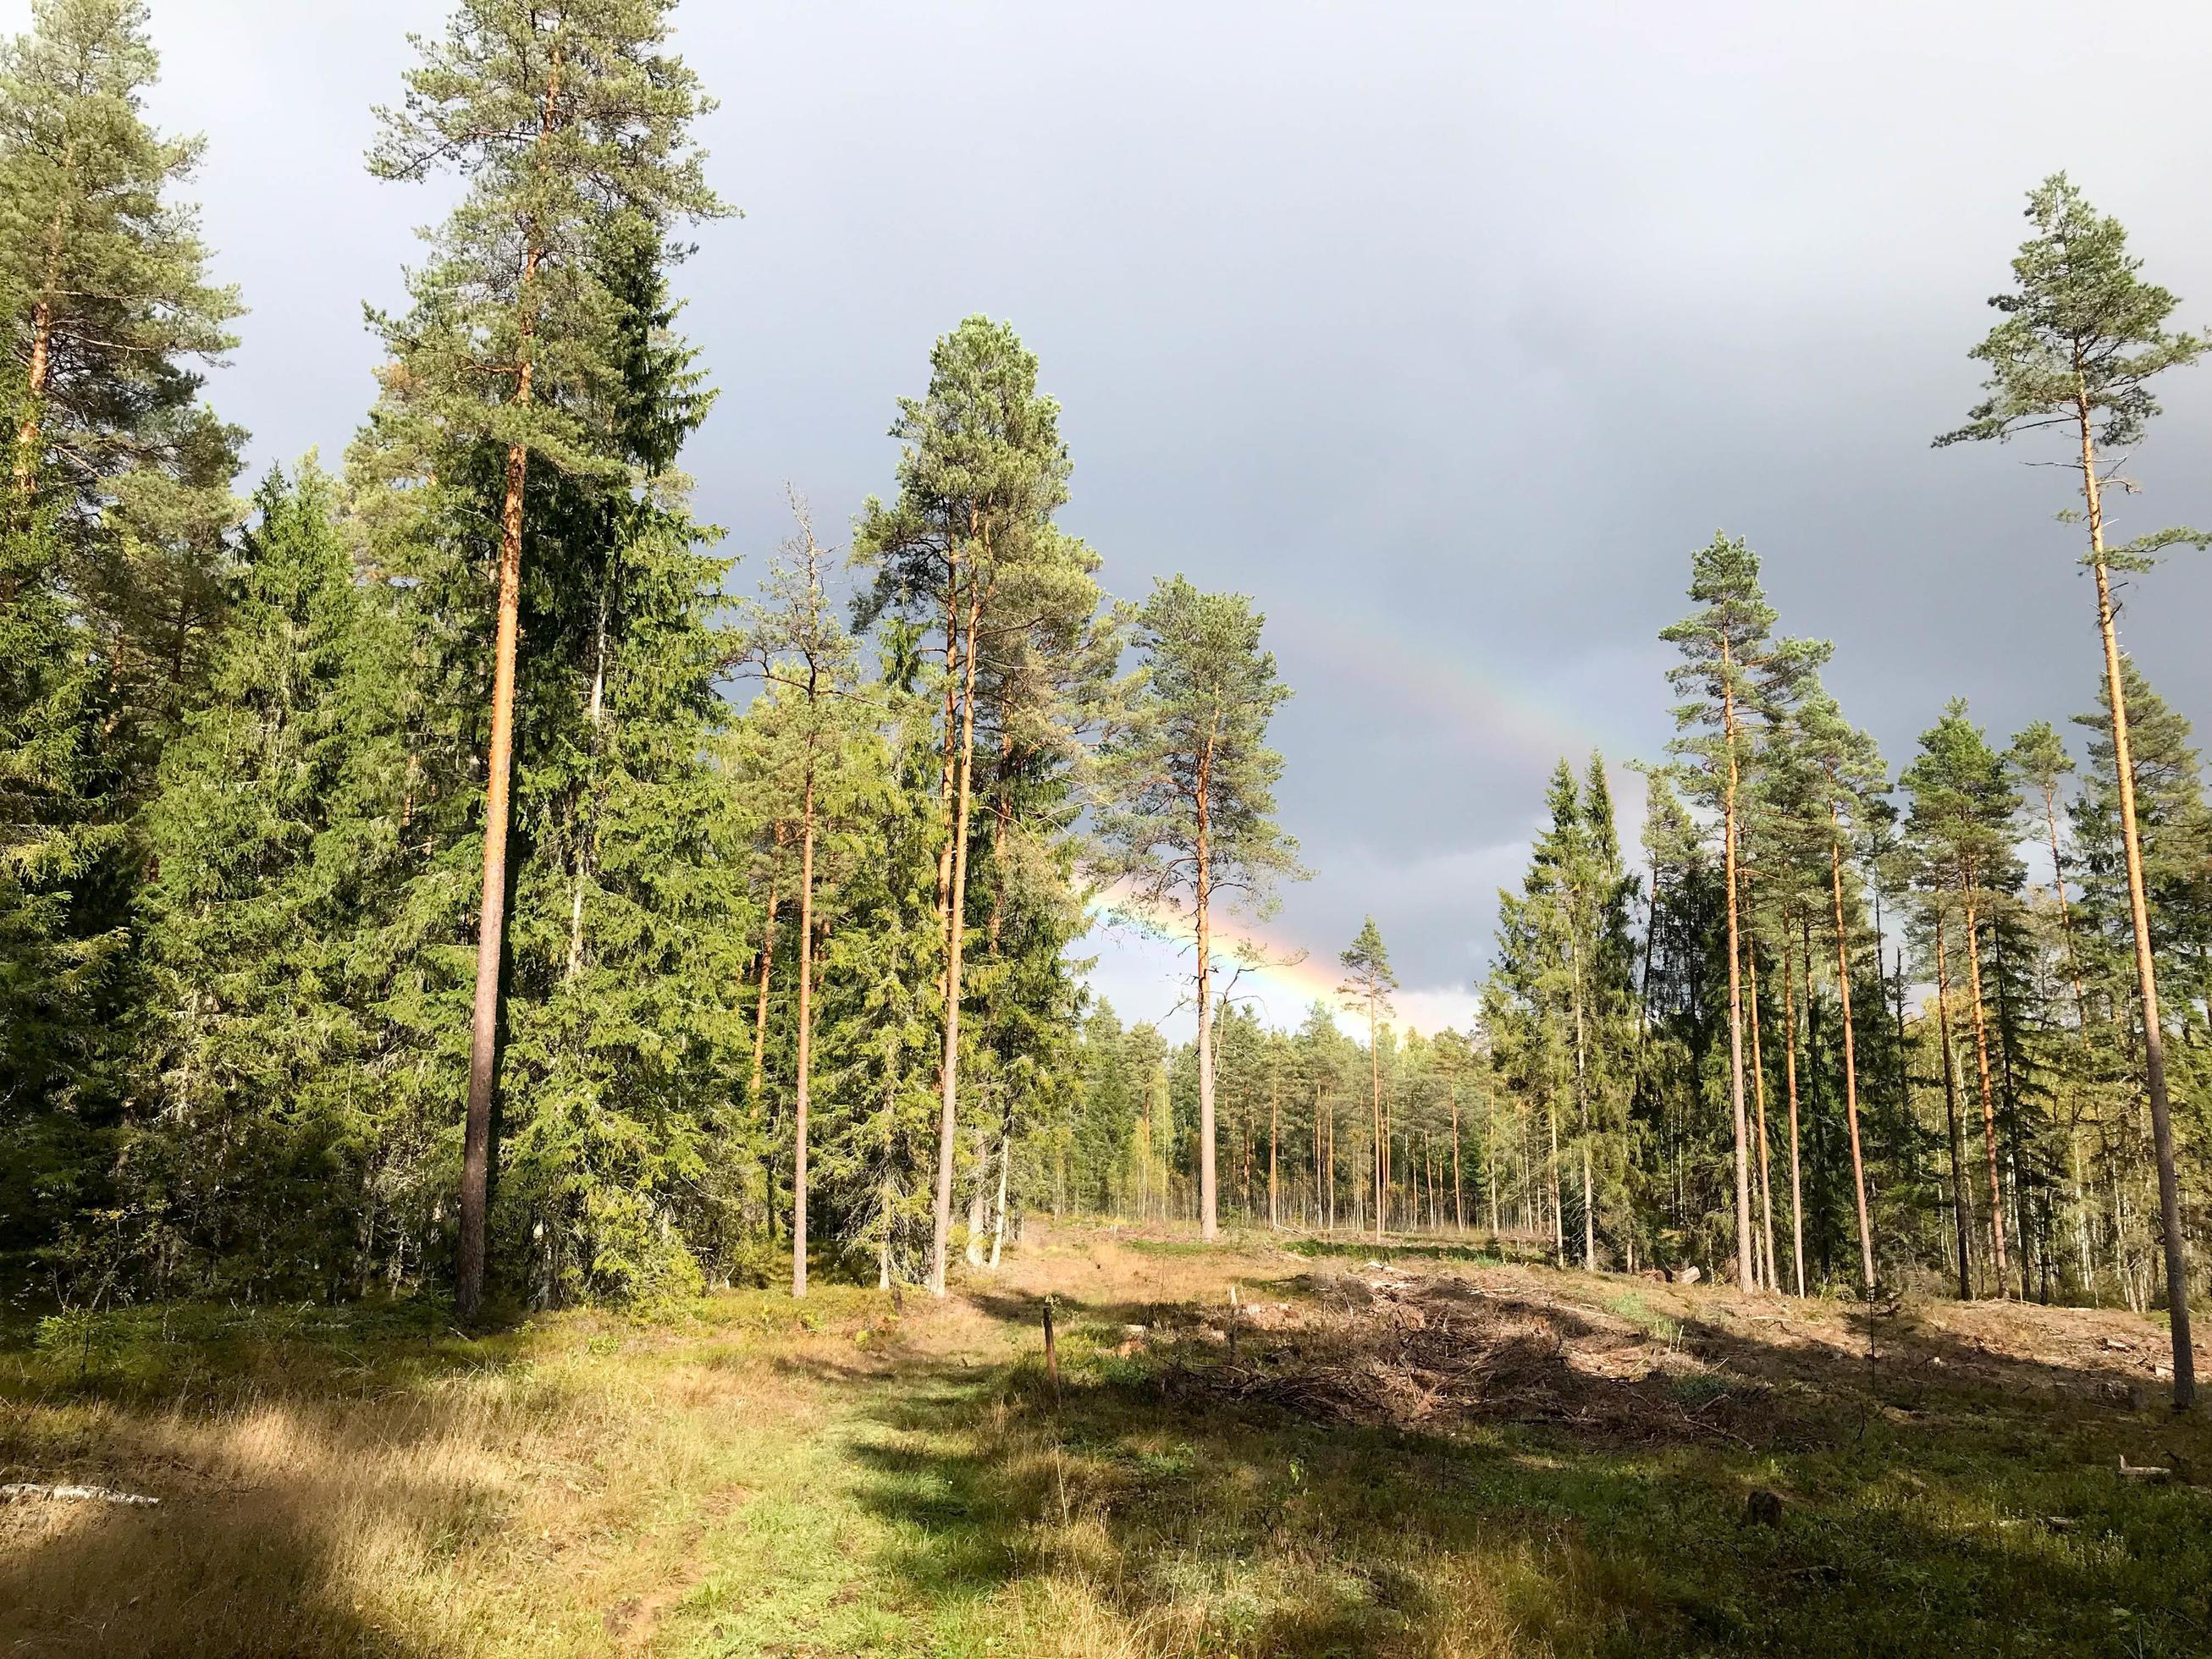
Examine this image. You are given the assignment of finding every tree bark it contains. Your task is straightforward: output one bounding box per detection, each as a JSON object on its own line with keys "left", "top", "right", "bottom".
{"left": 1720, "top": 646, "right": 1755, "bottom": 1288}
{"left": 12, "top": 171, "right": 69, "bottom": 505}
{"left": 989, "top": 1122, "right": 1011, "bottom": 1267}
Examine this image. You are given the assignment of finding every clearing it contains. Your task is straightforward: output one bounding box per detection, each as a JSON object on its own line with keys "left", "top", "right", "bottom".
{"left": 4, "top": 1220, "right": 2210, "bottom": 1656}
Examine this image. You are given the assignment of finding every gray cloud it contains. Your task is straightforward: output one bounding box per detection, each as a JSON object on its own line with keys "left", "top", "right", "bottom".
{"left": 85, "top": 0, "right": 2212, "bottom": 1033}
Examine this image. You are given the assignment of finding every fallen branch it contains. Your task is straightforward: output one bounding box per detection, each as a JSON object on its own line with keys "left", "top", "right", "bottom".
{"left": 1, "top": 1481, "right": 160, "bottom": 1507}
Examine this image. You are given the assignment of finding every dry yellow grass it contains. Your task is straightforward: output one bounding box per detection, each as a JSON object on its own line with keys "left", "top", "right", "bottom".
{"left": 0, "top": 1296, "right": 887, "bottom": 1656}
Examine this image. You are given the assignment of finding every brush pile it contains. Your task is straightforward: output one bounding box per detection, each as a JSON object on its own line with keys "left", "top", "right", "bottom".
{"left": 1178, "top": 1269, "right": 1766, "bottom": 1444}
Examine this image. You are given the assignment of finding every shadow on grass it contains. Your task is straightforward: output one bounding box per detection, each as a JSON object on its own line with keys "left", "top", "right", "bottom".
{"left": 814, "top": 1280, "right": 2212, "bottom": 1657}
{"left": 0, "top": 1300, "right": 560, "bottom": 1656}
{"left": 0, "top": 1474, "right": 452, "bottom": 1658}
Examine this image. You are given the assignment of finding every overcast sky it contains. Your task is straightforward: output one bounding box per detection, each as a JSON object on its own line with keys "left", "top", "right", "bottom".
{"left": 60, "top": 0, "right": 2212, "bottom": 1037}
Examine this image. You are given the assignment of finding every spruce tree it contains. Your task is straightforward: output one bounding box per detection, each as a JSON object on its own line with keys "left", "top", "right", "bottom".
{"left": 131, "top": 459, "right": 400, "bottom": 1294}
{"left": 1939, "top": 173, "right": 2203, "bottom": 1399}
{"left": 965, "top": 523, "right": 1112, "bottom": 1265}
{"left": 1904, "top": 700, "right": 2024, "bottom": 1299}
{"left": 1097, "top": 576, "right": 1302, "bottom": 1242}
{"left": 1794, "top": 682, "right": 1887, "bottom": 1290}
{"left": 813, "top": 656, "right": 946, "bottom": 1288}
{"left": 0, "top": 490, "right": 113, "bottom": 1264}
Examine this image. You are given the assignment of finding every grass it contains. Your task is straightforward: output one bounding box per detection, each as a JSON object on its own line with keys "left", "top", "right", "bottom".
{"left": 3, "top": 1226, "right": 2210, "bottom": 1656}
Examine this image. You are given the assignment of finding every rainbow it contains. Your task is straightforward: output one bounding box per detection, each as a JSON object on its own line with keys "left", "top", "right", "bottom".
{"left": 1078, "top": 601, "right": 1660, "bottom": 1041}
{"left": 1085, "top": 890, "right": 1344, "bottom": 1025}
{"left": 1261, "top": 594, "right": 1609, "bottom": 770}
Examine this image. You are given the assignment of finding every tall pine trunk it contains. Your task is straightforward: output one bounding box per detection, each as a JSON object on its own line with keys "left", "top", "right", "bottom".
{"left": 989, "top": 1118, "right": 1012, "bottom": 1267}
{"left": 11, "top": 177, "right": 68, "bottom": 504}
{"left": 457, "top": 54, "right": 560, "bottom": 1325}
{"left": 1720, "top": 652, "right": 1755, "bottom": 1287}
{"left": 792, "top": 765, "right": 816, "bottom": 1298}
{"left": 1195, "top": 736, "right": 1217, "bottom": 1239}
{"left": 2077, "top": 387, "right": 2194, "bottom": 1403}
{"left": 1783, "top": 943, "right": 1807, "bottom": 1298}
{"left": 1961, "top": 885, "right": 2008, "bottom": 1296}
{"left": 1935, "top": 912, "right": 1972, "bottom": 1300}
{"left": 1829, "top": 818, "right": 1876, "bottom": 1291}
{"left": 929, "top": 576, "right": 985, "bottom": 1296}
{"left": 1746, "top": 933, "right": 1775, "bottom": 1291}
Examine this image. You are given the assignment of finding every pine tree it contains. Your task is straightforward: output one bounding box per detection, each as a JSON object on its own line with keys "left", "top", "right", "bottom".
{"left": 2067, "top": 659, "right": 2212, "bottom": 1313}
{"left": 1097, "top": 576, "right": 1301, "bottom": 1242}
{"left": 1661, "top": 532, "right": 1824, "bottom": 1287}
{"left": 736, "top": 496, "right": 869, "bottom": 1298}
{"left": 854, "top": 317, "right": 1073, "bottom": 1297}
{"left": 2010, "top": 719, "right": 2090, "bottom": 1033}
{"left": 1487, "top": 758, "right": 1639, "bottom": 1270}
{"left": 1794, "top": 682, "right": 1888, "bottom": 1290}
{"left": 0, "top": 0, "right": 239, "bottom": 515}
{"left": 0, "top": 0, "right": 242, "bottom": 1227}
{"left": 1939, "top": 174, "right": 2202, "bottom": 1396}
{"left": 1337, "top": 916, "right": 1397, "bottom": 1243}
{"left": 363, "top": 0, "right": 725, "bottom": 1319}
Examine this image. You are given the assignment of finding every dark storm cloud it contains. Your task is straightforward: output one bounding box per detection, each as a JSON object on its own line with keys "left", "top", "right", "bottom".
{"left": 97, "top": 0, "right": 2212, "bottom": 1031}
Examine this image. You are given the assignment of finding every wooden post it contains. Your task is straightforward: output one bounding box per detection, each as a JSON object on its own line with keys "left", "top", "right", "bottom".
{"left": 1043, "top": 1296, "right": 1058, "bottom": 1396}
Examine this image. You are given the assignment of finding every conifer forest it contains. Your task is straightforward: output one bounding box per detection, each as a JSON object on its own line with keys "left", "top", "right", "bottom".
{"left": 8, "top": 3, "right": 2212, "bottom": 1656}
